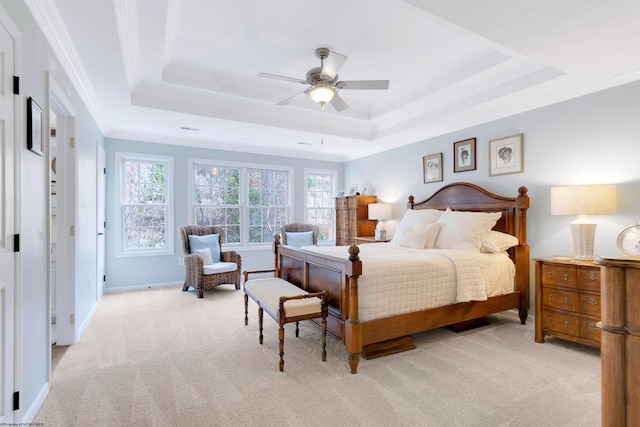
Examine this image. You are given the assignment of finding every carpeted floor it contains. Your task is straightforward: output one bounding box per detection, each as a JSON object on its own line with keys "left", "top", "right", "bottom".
{"left": 35, "top": 285, "right": 601, "bottom": 426}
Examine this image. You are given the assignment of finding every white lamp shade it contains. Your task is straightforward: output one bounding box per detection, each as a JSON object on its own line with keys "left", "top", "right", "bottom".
{"left": 368, "top": 203, "right": 392, "bottom": 221}
{"left": 309, "top": 85, "right": 335, "bottom": 103}
{"left": 550, "top": 184, "right": 617, "bottom": 215}
{"left": 550, "top": 184, "right": 617, "bottom": 259}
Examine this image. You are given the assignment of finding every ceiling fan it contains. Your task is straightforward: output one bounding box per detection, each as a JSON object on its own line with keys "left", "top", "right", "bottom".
{"left": 258, "top": 47, "right": 390, "bottom": 112}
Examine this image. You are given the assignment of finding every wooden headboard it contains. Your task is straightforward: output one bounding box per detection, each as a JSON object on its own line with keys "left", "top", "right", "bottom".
{"left": 408, "top": 182, "right": 530, "bottom": 256}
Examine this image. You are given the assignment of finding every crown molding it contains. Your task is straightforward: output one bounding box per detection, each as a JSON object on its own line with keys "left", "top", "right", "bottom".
{"left": 24, "top": 0, "right": 107, "bottom": 132}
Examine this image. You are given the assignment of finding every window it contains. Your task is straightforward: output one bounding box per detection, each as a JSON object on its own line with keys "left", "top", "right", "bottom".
{"left": 248, "top": 168, "right": 289, "bottom": 244}
{"left": 115, "top": 152, "right": 173, "bottom": 257}
{"left": 305, "top": 169, "right": 337, "bottom": 243}
{"left": 190, "top": 159, "right": 292, "bottom": 245}
{"left": 193, "top": 164, "right": 241, "bottom": 243}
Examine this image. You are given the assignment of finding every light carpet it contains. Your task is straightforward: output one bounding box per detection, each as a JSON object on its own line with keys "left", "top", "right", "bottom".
{"left": 35, "top": 285, "right": 601, "bottom": 426}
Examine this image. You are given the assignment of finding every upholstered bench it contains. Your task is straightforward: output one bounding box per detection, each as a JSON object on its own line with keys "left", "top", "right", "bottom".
{"left": 243, "top": 271, "right": 328, "bottom": 372}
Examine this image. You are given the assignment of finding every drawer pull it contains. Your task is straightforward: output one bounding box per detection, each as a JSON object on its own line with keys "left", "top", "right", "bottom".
{"left": 588, "top": 323, "right": 598, "bottom": 330}
{"left": 548, "top": 294, "right": 553, "bottom": 301}
{"left": 564, "top": 297, "right": 569, "bottom": 305}
{"left": 588, "top": 272, "right": 598, "bottom": 281}
{"left": 547, "top": 272, "right": 552, "bottom": 279}
{"left": 563, "top": 273, "right": 569, "bottom": 281}
{"left": 588, "top": 297, "right": 598, "bottom": 305}
{"left": 564, "top": 321, "right": 569, "bottom": 328}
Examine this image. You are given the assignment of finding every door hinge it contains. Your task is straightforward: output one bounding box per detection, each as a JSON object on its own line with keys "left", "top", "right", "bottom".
{"left": 70, "top": 314, "right": 75, "bottom": 324}
{"left": 70, "top": 225, "right": 75, "bottom": 236}
{"left": 13, "top": 76, "right": 19, "bottom": 95}
{"left": 103, "top": 167, "right": 106, "bottom": 174}
{"left": 13, "top": 391, "right": 19, "bottom": 411}
{"left": 69, "top": 137, "right": 75, "bottom": 148}
{"left": 13, "top": 234, "right": 19, "bottom": 252}
{"left": 104, "top": 221, "right": 106, "bottom": 228}
{"left": 103, "top": 275, "right": 106, "bottom": 282}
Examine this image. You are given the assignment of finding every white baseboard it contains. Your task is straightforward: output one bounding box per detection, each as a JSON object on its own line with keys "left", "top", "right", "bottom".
{"left": 104, "top": 281, "right": 182, "bottom": 293}
{"left": 20, "top": 381, "right": 50, "bottom": 423}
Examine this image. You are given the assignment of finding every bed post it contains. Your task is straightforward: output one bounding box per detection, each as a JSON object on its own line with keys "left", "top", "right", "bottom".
{"left": 407, "top": 195, "right": 415, "bottom": 209}
{"left": 515, "top": 186, "right": 530, "bottom": 324}
{"left": 273, "top": 234, "right": 281, "bottom": 273}
{"left": 344, "top": 244, "right": 363, "bottom": 374}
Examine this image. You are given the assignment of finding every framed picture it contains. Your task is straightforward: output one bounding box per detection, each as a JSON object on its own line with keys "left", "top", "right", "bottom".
{"left": 27, "top": 97, "right": 44, "bottom": 156}
{"left": 336, "top": 191, "right": 345, "bottom": 198}
{"left": 348, "top": 184, "right": 358, "bottom": 196}
{"left": 423, "top": 153, "right": 443, "bottom": 183}
{"left": 453, "top": 138, "right": 476, "bottom": 172}
{"left": 489, "top": 133, "right": 524, "bottom": 176}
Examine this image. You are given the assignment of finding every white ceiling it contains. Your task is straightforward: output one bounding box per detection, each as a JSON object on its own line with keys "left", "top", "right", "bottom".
{"left": 28, "top": 0, "right": 640, "bottom": 161}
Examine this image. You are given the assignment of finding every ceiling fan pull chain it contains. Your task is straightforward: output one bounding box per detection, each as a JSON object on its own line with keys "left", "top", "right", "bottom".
{"left": 320, "top": 104, "right": 325, "bottom": 144}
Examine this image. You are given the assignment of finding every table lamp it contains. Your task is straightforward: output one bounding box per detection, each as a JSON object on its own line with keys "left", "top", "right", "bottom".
{"left": 368, "top": 203, "right": 392, "bottom": 240}
{"left": 550, "top": 184, "right": 617, "bottom": 259}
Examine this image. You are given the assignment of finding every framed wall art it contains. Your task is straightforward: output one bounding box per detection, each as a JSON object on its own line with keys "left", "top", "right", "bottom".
{"left": 489, "top": 133, "right": 523, "bottom": 176}
{"left": 423, "top": 153, "right": 443, "bottom": 183}
{"left": 453, "top": 138, "right": 476, "bottom": 172}
{"left": 27, "top": 97, "right": 44, "bottom": 156}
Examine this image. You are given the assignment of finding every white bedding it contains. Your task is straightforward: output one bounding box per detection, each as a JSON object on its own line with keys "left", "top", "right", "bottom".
{"left": 305, "top": 243, "right": 515, "bottom": 322}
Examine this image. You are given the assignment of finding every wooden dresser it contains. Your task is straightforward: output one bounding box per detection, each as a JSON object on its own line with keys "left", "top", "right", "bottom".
{"left": 594, "top": 256, "right": 640, "bottom": 427}
{"left": 534, "top": 257, "right": 601, "bottom": 348}
{"left": 335, "top": 195, "right": 376, "bottom": 246}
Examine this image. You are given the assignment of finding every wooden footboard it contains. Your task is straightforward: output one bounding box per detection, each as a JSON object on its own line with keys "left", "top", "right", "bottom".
{"left": 274, "top": 183, "right": 530, "bottom": 374}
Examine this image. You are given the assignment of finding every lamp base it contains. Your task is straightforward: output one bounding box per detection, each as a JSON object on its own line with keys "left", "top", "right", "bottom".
{"left": 375, "top": 229, "right": 387, "bottom": 240}
{"left": 570, "top": 222, "right": 597, "bottom": 259}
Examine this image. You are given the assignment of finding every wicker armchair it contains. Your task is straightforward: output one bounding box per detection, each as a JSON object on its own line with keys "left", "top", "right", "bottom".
{"left": 280, "top": 223, "right": 319, "bottom": 246}
{"left": 180, "top": 225, "right": 242, "bottom": 298}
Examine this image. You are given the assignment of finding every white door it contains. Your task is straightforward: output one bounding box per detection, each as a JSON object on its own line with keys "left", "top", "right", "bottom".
{"left": 0, "top": 16, "right": 16, "bottom": 425}
{"left": 97, "top": 146, "right": 106, "bottom": 297}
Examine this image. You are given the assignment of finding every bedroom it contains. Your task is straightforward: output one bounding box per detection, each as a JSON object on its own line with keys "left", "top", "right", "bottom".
{"left": 2, "top": 0, "right": 639, "bottom": 424}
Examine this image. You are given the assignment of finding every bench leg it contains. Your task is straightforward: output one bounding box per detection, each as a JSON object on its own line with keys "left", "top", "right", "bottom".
{"left": 258, "top": 307, "right": 264, "bottom": 345}
{"left": 322, "top": 316, "right": 327, "bottom": 362}
{"left": 244, "top": 293, "right": 249, "bottom": 325}
{"left": 295, "top": 321, "right": 299, "bottom": 337}
{"left": 279, "top": 323, "right": 285, "bottom": 372}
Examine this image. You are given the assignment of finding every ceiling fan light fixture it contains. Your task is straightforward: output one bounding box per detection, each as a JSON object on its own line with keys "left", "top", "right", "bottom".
{"left": 309, "top": 84, "right": 335, "bottom": 104}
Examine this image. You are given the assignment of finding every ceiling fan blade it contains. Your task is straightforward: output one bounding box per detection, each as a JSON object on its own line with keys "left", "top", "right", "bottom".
{"left": 258, "top": 72, "right": 307, "bottom": 85}
{"left": 337, "top": 80, "right": 390, "bottom": 90}
{"left": 329, "top": 93, "right": 349, "bottom": 112}
{"left": 276, "top": 91, "right": 306, "bottom": 106}
{"left": 320, "top": 51, "right": 347, "bottom": 81}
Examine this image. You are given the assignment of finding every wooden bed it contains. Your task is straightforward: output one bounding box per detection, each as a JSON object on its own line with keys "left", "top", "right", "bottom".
{"left": 274, "top": 182, "right": 530, "bottom": 374}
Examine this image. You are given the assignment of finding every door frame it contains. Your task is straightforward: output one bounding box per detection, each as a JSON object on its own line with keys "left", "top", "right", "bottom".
{"left": 46, "top": 74, "right": 77, "bottom": 353}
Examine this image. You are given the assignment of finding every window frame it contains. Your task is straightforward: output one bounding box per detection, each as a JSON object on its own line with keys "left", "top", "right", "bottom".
{"left": 114, "top": 151, "right": 174, "bottom": 258}
{"left": 304, "top": 168, "right": 338, "bottom": 245}
{"left": 188, "top": 158, "right": 293, "bottom": 247}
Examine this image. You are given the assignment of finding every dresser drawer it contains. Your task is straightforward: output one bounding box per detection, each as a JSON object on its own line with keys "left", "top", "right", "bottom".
{"left": 580, "top": 293, "right": 601, "bottom": 318}
{"left": 541, "top": 265, "right": 578, "bottom": 289}
{"left": 542, "top": 309, "right": 580, "bottom": 336}
{"left": 579, "top": 267, "right": 601, "bottom": 292}
{"left": 542, "top": 287, "right": 579, "bottom": 312}
{"left": 580, "top": 318, "right": 601, "bottom": 344}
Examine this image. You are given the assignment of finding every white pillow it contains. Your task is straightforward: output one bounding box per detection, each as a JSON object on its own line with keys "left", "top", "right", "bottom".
{"left": 434, "top": 208, "right": 501, "bottom": 253}
{"left": 194, "top": 248, "right": 214, "bottom": 265}
{"left": 390, "top": 209, "right": 444, "bottom": 246}
{"left": 481, "top": 230, "right": 519, "bottom": 253}
{"left": 399, "top": 223, "right": 443, "bottom": 249}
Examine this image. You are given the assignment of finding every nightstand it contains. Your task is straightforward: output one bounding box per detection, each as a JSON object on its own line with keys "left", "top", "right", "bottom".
{"left": 353, "top": 236, "right": 390, "bottom": 244}
{"left": 534, "top": 257, "right": 601, "bottom": 348}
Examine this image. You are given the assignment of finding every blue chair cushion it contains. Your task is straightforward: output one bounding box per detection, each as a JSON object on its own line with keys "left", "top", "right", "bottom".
{"left": 188, "top": 233, "right": 221, "bottom": 263}
{"left": 285, "top": 231, "right": 314, "bottom": 247}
